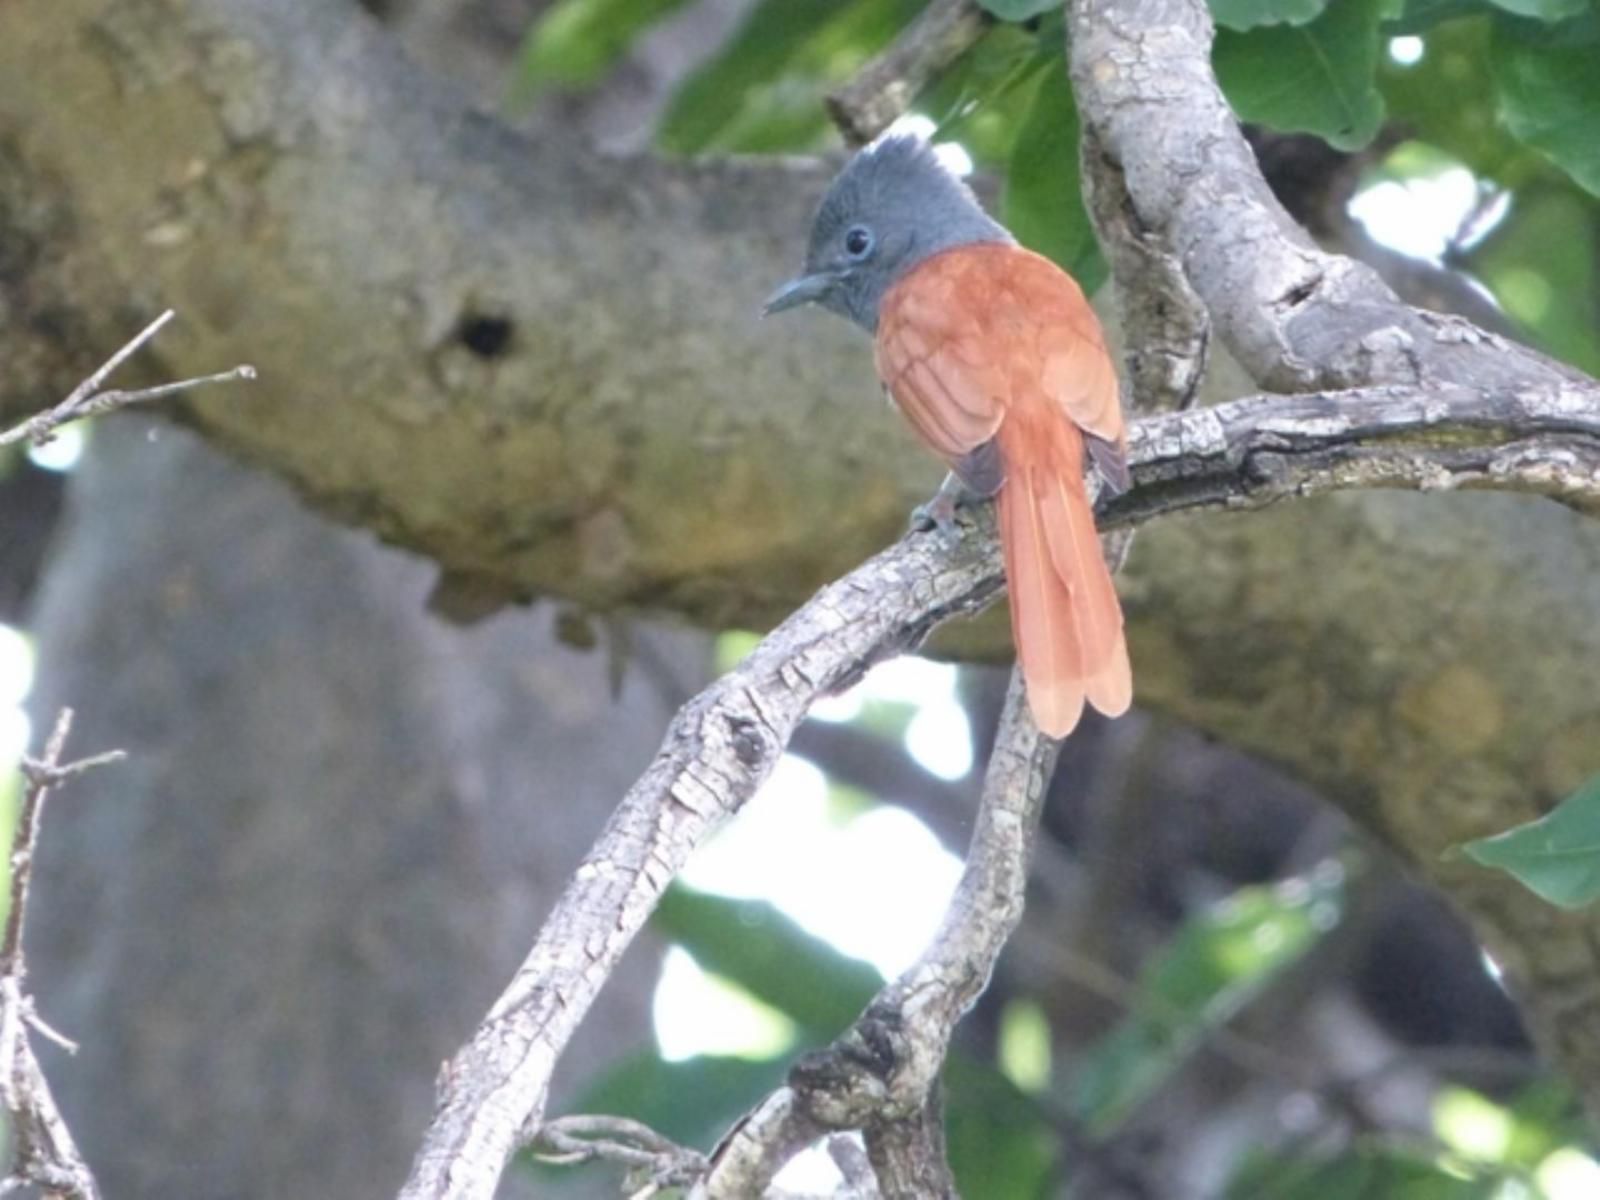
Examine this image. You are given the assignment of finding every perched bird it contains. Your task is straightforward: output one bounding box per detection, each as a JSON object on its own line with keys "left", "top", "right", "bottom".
{"left": 764, "top": 135, "right": 1131, "bottom": 738}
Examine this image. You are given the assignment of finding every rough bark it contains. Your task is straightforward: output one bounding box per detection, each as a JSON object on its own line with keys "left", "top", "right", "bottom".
{"left": 26, "top": 419, "right": 698, "bottom": 1198}
{"left": 1064, "top": 0, "right": 1600, "bottom": 1116}
{"left": 0, "top": 0, "right": 899, "bottom": 631}
{"left": 7, "top": 0, "right": 1600, "bottom": 1155}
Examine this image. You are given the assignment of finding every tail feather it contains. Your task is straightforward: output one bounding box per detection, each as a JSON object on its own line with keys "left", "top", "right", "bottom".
{"left": 997, "top": 463, "right": 1132, "bottom": 738}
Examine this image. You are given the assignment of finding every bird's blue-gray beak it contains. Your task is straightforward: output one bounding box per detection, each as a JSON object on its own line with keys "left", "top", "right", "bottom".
{"left": 762, "top": 271, "right": 836, "bottom": 317}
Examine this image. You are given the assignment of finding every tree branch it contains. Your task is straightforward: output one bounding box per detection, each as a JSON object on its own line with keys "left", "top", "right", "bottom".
{"left": 0, "top": 709, "right": 123, "bottom": 1200}
{"left": 697, "top": 671, "right": 1052, "bottom": 1196}
{"left": 1066, "top": 0, "right": 1588, "bottom": 398}
{"left": 1065, "top": 0, "right": 1600, "bottom": 1127}
{"left": 527, "top": 1114, "right": 706, "bottom": 1194}
{"left": 825, "top": 0, "right": 990, "bottom": 147}
{"left": 0, "top": 310, "right": 254, "bottom": 449}
{"left": 399, "top": 372, "right": 1600, "bottom": 1197}
{"left": 862, "top": 1093, "right": 958, "bottom": 1200}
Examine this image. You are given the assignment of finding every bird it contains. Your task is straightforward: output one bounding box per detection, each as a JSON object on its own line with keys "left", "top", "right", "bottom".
{"left": 763, "top": 134, "right": 1132, "bottom": 738}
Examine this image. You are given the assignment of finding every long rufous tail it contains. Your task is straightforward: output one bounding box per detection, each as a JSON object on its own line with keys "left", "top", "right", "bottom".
{"left": 997, "top": 461, "right": 1132, "bottom": 738}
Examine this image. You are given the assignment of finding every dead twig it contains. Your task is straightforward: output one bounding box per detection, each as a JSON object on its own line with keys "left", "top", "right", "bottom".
{"left": 0, "top": 309, "right": 255, "bottom": 449}
{"left": 530, "top": 1114, "right": 707, "bottom": 1197}
{"left": 0, "top": 709, "right": 124, "bottom": 1200}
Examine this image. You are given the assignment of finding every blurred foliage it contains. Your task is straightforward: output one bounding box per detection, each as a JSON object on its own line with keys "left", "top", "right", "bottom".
{"left": 657, "top": 0, "right": 927, "bottom": 154}
{"left": 1462, "top": 773, "right": 1600, "bottom": 909}
{"left": 1227, "top": 1144, "right": 1506, "bottom": 1198}
{"left": 1489, "top": 11, "right": 1600, "bottom": 195}
{"left": 513, "top": 0, "right": 1600, "bottom": 380}
{"left": 943, "top": 1054, "right": 1060, "bottom": 1197}
{"left": 1227, "top": 1080, "right": 1588, "bottom": 1196}
{"left": 653, "top": 885, "right": 880, "bottom": 1038}
{"left": 1003, "top": 60, "right": 1106, "bottom": 292}
{"left": 512, "top": 0, "right": 1600, "bottom": 1191}
{"left": 1212, "top": 0, "right": 1335, "bottom": 29}
{"left": 511, "top": 0, "right": 696, "bottom": 98}
{"left": 1071, "top": 863, "right": 1346, "bottom": 1133}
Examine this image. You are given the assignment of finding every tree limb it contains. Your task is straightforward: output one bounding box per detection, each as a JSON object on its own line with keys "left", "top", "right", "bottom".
{"left": 1066, "top": 0, "right": 1600, "bottom": 1126}
{"left": 1066, "top": 0, "right": 1588, "bottom": 398}
{"left": 698, "top": 672, "right": 1053, "bottom": 1197}
{"left": 398, "top": 372, "right": 1600, "bottom": 1196}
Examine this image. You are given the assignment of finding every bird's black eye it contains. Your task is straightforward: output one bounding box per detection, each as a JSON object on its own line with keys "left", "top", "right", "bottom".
{"left": 843, "top": 225, "right": 874, "bottom": 259}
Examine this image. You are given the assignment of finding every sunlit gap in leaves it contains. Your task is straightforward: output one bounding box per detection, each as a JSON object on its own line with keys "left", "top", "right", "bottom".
{"left": 1433, "top": 1085, "right": 1600, "bottom": 1199}
{"left": 650, "top": 647, "right": 969, "bottom": 1060}
{"left": 1349, "top": 145, "right": 1508, "bottom": 266}
{"left": 0, "top": 624, "right": 34, "bottom": 771}
{"left": 651, "top": 947, "right": 798, "bottom": 1063}
{"left": 1389, "top": 36, "right": 1425, "bottom": 67}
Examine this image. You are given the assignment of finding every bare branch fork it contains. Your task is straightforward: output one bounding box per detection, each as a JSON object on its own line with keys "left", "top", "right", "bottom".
{"left": 399, "top": 370, "right": 1600, "bottom": 1199}
{"left": 696, "top": 673, "right": 1057, "bottom": 1197}
{"left": 0, "top": 709, "right": 124, "bottom": 1200}
{"left": 397, "top": 1, "right": 1600, "bottom": 1193}
{"left": 0, "top": 309, "right": 255, "bottom": 449}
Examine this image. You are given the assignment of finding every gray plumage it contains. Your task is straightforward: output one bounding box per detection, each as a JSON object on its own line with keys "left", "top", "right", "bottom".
{"left": 765, "top": 136, "right": 1012, "bottom": 332}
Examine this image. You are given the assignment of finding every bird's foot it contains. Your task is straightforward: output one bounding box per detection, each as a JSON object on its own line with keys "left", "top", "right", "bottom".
{"left": 909, "top": 487, "right": 974, "bottom": 544}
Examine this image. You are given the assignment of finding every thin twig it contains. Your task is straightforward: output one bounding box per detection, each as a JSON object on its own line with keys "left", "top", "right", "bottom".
{"left": 0, "top": 309, "right": 256, "bottom": 448}
{"left": 530, "top": 1114, "right": 707, "bottom": 1190}
{"left": 0, "top": 708, "right": 122, "bottom": 1200}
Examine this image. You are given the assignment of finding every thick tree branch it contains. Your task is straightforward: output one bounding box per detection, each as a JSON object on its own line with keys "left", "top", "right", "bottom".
{"left": 1079, "top": 123, "right": 1211, "bottom": 414}
{"left": 397, "top": 526, "right": 1003, "bottom": 1199}
{"left": 1, "top": 710, "right": 122, "bottom": 1200}
{"left": 1067, "top": 0, "right": 1589, "bottom": 398}
{"left": 400, "top": 375, "right": 1600, "bottom": 1196}
{"left": 1066, "top": 0, "right": 1600, "bottom": 1125}
{"left": 862, "top": 1095, "right": 958, "bottom": 1200}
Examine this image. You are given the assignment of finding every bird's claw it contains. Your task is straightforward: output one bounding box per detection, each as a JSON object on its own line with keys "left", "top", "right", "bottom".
{"left": 909, "top": 492, "right": 970, "bottom": 543}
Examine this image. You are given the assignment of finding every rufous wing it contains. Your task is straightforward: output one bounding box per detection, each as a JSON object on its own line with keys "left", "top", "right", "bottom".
{"left": 875, "top": 243, "right": 1132, "bottom": 737}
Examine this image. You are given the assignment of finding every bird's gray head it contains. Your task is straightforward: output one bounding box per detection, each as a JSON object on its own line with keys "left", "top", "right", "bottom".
{"left": 763, "top": 135, "right": 1010, "bottom": 332}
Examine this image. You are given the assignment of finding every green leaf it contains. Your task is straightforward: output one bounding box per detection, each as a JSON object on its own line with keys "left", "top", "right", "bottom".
{"left": 512, "top": 0, "right": 697, "bottom": 97}
{"left": 976, "top": 0, "right": 1059, "bottom": 19}
{"left": 1210, "top": 0, "right": 1332, "bottom": 32}
{"left": 1489, "top": 0, "right": 1589, "bottom": 20}
{"left": 1226, "top": 1145, "right": 1506, "bottom": 1199}
{"left": 943, "top": 1056, "right": 1060, "bottom": 1198}
{"left": 1464, "top": 181, "right": 1600, "bottom": 376}
{"left": 1003, "top": 63, "right": 1107, "bottom": 292}
{"left": 1071, "top": 866, "right": 1344, "bottom": 1133}
{"left": 1384, "top": 0, "right": 1496, "bottom": 34}
{"left": 656, "top": 0, "right": 924, "bottom": 155}
{"left": 653, "top": 886, "right": 881, "bottom": 1036}
{"left": 1461, "top": 773, "right": 1600, "bottom": 908}
{"left": 1378, "top": 16, "right": 1529, "bottom": 179}
{"left": 1491, "top": 13, "right": 1600, "bottom": 196}
{"left": 1214, "top": 0, "right": 1388, "bottom": 150}
{"left": 920, "top": 22, "right": 1056, "bottom": 167}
